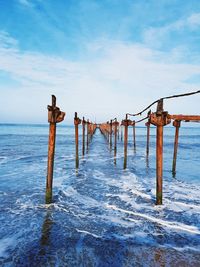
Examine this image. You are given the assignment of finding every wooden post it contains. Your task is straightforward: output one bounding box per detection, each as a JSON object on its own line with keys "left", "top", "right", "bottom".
{"left": 133, "top": 121, "right": 136, "bottom": 150}
{"left": 74, "top": 112, "right": 81, "bottom": 168}
{"left": 82, "top": 117, "right": 86, "bottom": 156}
{"left": 149, "top": 99, "right": 171, "bottom": 205}
{"left": 145, "top": 121, "right": 150, "bottom": 156}
{"left": 46, "top": 95, "right": 65, "bottom": 204}
{"left": 172, "top": 120, "right": 181, "bottom": 175}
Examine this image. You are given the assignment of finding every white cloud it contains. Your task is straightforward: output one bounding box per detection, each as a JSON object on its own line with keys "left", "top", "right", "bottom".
{"left": 143, "top": 12, "right": 200, "bottom": 47}
{"left": 0, "top": 32, "right": 200, "bottom": 123}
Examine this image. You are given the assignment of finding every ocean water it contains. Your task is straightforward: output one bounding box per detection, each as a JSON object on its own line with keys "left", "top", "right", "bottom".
{"left": 0, "top": 123, "right": 200, "bottom": 267}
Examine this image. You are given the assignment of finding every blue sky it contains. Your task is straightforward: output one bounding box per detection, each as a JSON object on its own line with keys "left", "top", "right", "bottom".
{"left": 0, "top": 0, "right": 200, "bottom": 123}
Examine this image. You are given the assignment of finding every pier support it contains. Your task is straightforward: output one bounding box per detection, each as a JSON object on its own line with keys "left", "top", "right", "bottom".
{"left": 82, "top": 117, "right": 86, "bottom": 156}
{"left": 132, "top": 121, "right": 136, "bottom": 151}
{"left": 113, "top": 120, "right": 119, "bottom": 164}
{"left": 145, "top": 121, "right": 150, "bottom": 156}
{"left": 110, "top": 120, "right": 113, "bottom": 149}
{"left": 122, "top": 115, "right": 132, "bottom": 169}
{"left": 46, "top": 95, "right": 65, "bottom": 204}
{"left": 172, "top": 120, "right": 181, "bottom": 176}
{"left": 150, "top": 100, "right": 171, "bottom": 205}
{"left": 74, "top": 112, "right": 81, "bottom": 168}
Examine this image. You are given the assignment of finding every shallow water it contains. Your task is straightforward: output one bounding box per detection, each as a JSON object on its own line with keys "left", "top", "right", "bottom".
{"left": 0, "top": 124, "right": 200, "bottom": 266}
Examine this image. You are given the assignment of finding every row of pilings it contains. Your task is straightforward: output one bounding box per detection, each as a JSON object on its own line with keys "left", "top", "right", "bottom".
{"left": 45, "top": 91, "right": 200, "bottom": 206}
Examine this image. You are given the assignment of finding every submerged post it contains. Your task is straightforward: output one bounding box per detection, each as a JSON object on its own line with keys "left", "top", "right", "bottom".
{"left": 110, "top": 119, "right": 113, "bottom": 149}
{"left": 121, "top": 125, "right": 123, "bottom": 141}
{"left": 74, "top": 112, "right": 81, "bottom": 168}
{"left": 82, "top": 117, "right": 86, "bottom": 156}
{"left": 145, "top": 121, "right": 150, "bottom": 156}
{"left": 132, "top": 121, "right": 136, "bottom": 150}
{"left": 114, "top": 120, "right": 119, "bottom": 163}
{"left": 122, "top": 115, "right": 132, "bottom": 169}
{"left": 172, "top": 120, "right": 181, "bottom": 175}
{"left": 149, "top": 99, "right": 171, "bottom": 205}
{"left": 46, "top": 95, "right": 65, "bottom": 204}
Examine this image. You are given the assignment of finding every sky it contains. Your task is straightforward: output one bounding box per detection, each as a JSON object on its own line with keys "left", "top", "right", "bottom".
{"left": 0, "top": 0, "right": 200, "bottom": 124}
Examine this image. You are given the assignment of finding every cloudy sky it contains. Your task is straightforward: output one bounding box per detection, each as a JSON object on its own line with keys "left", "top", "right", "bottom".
{"left": 0, "top": 0, "right": 200, "bottom": 124}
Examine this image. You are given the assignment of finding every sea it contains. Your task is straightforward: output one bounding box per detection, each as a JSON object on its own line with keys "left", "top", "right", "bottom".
{"left": 0, "top": 123, "right": 200, "bottom": 267}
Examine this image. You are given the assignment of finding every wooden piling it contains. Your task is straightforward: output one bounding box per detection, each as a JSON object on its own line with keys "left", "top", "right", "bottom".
{"left": 172, "top": 120, "right": 181, "bottom": 175}
{"left": 46, "top": 95, "right": 65, "bottom": 204}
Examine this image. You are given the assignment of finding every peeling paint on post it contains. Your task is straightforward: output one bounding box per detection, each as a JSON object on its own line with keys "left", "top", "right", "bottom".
{"left": 172, "top": 120, "right": 181, "bottom": 176}
{"left": 46, "top": 95, "right": 65, "bottom": 204}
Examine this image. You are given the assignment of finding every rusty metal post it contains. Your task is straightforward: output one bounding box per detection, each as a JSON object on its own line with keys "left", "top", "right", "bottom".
{"left": 46, "top": 95, "right": 65, "bottom": 204}
{"left": 156, "top": 123, "right": 163, "bottom": 205}
{"left": 149, "top": 99, "right": 171, "bottom": 205}
{"left": 74, "top": 112, "right": 81, "bottom": 168}
{"left": 133, "top": 121, "right": 136, "bottom": 151}
{"left": 145, "top": 121, "right": 150, "bottom": 156}
{"left": 117, "top": 125, "right": 120, "bottom": 140}
{"left": 123, "top": 115, "right": 129, "bottom": 169}
{"left": 121, "top": 126, "right": 123, "bottom": 141}
{"left": 110, "top": 119, "right": 112, "bottom": 149}
{"left": 82, "top": 117, "right": 86, "bottom": 156}
{"left": 114, "top": 121, "right": 118, "bottom": 164}
{"left": 172, "top": 120, "right": 181, "bottom": 175}
{"left": 86, "top": 119, "right": 89, "bottom": 150}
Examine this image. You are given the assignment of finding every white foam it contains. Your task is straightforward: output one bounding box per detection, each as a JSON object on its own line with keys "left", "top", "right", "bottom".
{"left": 76, "top": 229, "right": 101, "bottom": 239}
{"left": 107, "top": 204, "right": 200, "bottom": 235}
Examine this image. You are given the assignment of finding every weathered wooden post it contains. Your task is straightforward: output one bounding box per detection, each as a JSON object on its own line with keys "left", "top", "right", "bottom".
{"left": 74, "top": 112, "right": 81, "bottom": 168}
{"left": 132, "top": 120, "right": 136, "bottom": 150}
{"left": 149, "top": 99, "right": 171, "bottom": 205}
{"left": 46, "top": 95, "right": 65, "bottom": 204}
{"left": 82, "top": 117, "right": 86, "bottom": 156}
{"left": 145, "top": 121, "right": 150, "bottom": 156}
{"left": 172, "top": 120, "right": 181, "bottom": 175}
